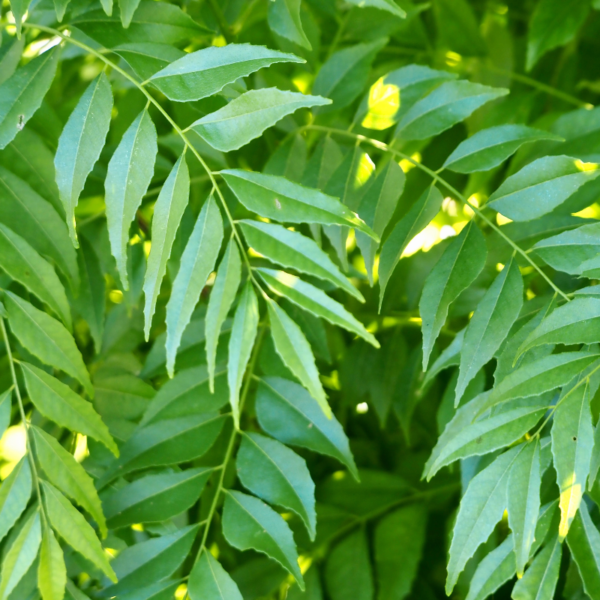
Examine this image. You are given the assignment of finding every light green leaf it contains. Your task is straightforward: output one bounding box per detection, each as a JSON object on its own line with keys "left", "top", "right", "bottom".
{"left": 346, "top": 0, "right": 406, "bottom": 17}
{"left": 0, "top": 223, "right": 71, "bottom": 327}
{"left": 0, "top": 166, "right": 79, "bottom": 289}
{"left": 0, "top": 35, "right": 24, "bottom": 87}
{"left": 483, "top": 352, "right": 600, "bottom": 413}
{"left": 228, "top": 283, "right": 259, "bottom": 427}
{"left": 396, "top": 81, "right": 508, "bottom": 141}
{"left": 325, "top": 529, "right": 373, "bottom": 600}
{"left": 119, "top": 0, "right": 141, "bottom": 27}
{"left": 31, "top": 426, "right": 106, "bottom": 538}
{"left": 141, "top": 365, "right": 228, "bottom": 425}
{"left": 53, "top": 0, "right": 70, "bottom": 21}
{"left": 222, "top": 170, "right": 377, "bottom": 239}
{"left": 190, "top": 89, "right": 329, "bottom": 153}
{"left": 55, "top": 73, "right": 113, "bottom": 245}
{"left": 37, "top": 524, "right": 66, "bottom": 600}
{"left": 446, "top": 444, "right": 523, "bottom": 594}
{"left": 188, "top": 551, "right": 243, "bottom": 600}
{"left": 566, "top": 501, "right": 600, "bottom": 600}
{"left": 552, "top": 378, "right": 594, "bottom": 540}
{"left": 512, "top": 534, "right": 561, "bottom": 600}
{"left": 4, "top": 293, "right": 92, "bottom": 396}
{"left": 443, "top": 125, "right": 563, "bottom": 173}
{"left": 422, "top": 328, "right": 464, "bottom": 390}
{"left": 465, "top": 535, "right": 515, "bottom": 600}
{"left": 0, "top": 457, "right": 32, "bottom": 543}
{"left": 508, "top": 439, "right": 541, "bottom": 577}
{"left": 105, "top": 108, "right": 157, "bottom": 289}
{"left": 374, "top": 505, "right": 426, "bottom": 600}
{"left": 532, "top": 222, "right": 600, "bottom": 275}
{"left": 222, "top": 490, "right": 304, "bottom": 587}
{"left": 455, "top": 259, "right": 523, "bottom": 404}
{"left": 0, "top": 48, "right": 59, "bottom": 150}
{"left": 93, "top": 374, "right": 154, "bottom": 422}
{"left": 237, "top": 432, "right": 316, "bottom": 539}
{"left": 143, "top": 153, "right": 190, "bottom": 339}
{"left": 99, "top": 0, "right": 112, "bottom": 16}
{"left": 99, "top": 413, "right": 226, "bottom": 485}
{"left": 0, "top": 509, "right": 41, "bottom": 600}
{"left": 166, "top": 196, "right": 223, "bottom": 377}
{"left": 148, "top": 44, "right": 303, "bottom": 102}
{"left": 527, "top": 0, "right": 591, "bottom": 70}
{"left": 205, "top": 239, "right": 241, "bottom": 392}
{"left": 103, "top": 468, "right": 211, "bottom": 529}
{"left": 487, "top": 156, "right": 600, "bottom": 222}
{"left": 256, "top": 377, "right": 358, "bottom": 479}
{"left": 113, "top": 43, "right": 185, "bottom": 81}
{"left": 268, "top": 0, "right": 311, "bottom": 49}
{"left": 0, "top": 389, "right": 10, "bottom": 440}
{"left": 267, "top": 298, "right": 330, "bottom": 418}
{"left": 379, "top": 185, "right": 444, "bottom": 307}
{"left": 238, "top": 220, "right": 362, "bottom": 301}
{"left": 420, "top": 221, "right": 487, "bottom": 370}
{"left": 101, "top": 524, "right": 198, "bottom": 597}
{"left": 21, "top": 362, "right": 117, "bottom": 455}
{"left": 313, "top": 39, "right": 387, "bottom": 112}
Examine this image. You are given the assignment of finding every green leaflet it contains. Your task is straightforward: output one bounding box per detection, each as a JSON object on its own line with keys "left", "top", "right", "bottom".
{"left": 442, "top": 125, "right": 563, "bottom": 173}
{"left": 143, "top": 153, "right": 190, "bottom": 339}
{"left": 38, "top": 524, "right": 66, "bottom": 600}
{"left": 0, "top": 388, "right": 10, "bottom": 440}
{"left": 148, "top": 44, "right": 303, "bottom": 102}
{"left": 512, "top": 534, "right": 562, "bottom": 600}
{"left": 31, "top": 426, "right": 106, "bottom": 538}
{"left": 313, "top": 39, "right": 387, "bottom": 112}
{"left": 518, "top": 297, "right": 600, "bottom": 356}
{"left": 105, "top": 108, "right": 157, "bottom": 289}
{"left": 141, "top": 365, "right": 228, "bottom": 425}
{"left": 267, "top": 298, "right": 330, "bottom": 418}
{"left": 552, "top": 379, "right": 594, "bottom": 540}
{"left": 433, "top": 0, "right": 486, "bottom": 57}
{"left": 487, "top": 156, "right": 600, "bottom": 222}
{"left": 0, "top": 33, "right": 24, "bottom": 86}
{"left": 0, "top": 223, "right": 71, "bottom": 328}
{"left": 66, "top": 580, "right": 93, "bottom": 600}
{"left": 396, "top": 80, "right": 508, "bottom": 141}
{"left": 287, "top": 567, "right": 322, "bottom": 600}
{"left": 455, "top": 259, "right": 523, "bottom": 404}
{"left": 222, "top": 169, "right": 378, "bottom": 239}
{"left": 228, "top": 283, "right": 259, "bottom": 427}
{"left": 255, "top": 377, "right": 358, "bottom": 479}
{"left": 100, "top": 413, "right": 226, "bottom": 484}
{"left": 54, "top": 73, "right": 113, "bottom": 246}
{"left": 257, "top": 269, "right": 378, "bottom": 347}
{"left": 0, "top": 457, "right": 32, "bottom": 543}
{"left": 239, "top": 219, "right": 362, "bottom": 301}
{"left": 355, "top": 160, "right": 405, "bottom": 285}
{"left": 566, "top": 501, "right": 600, "bottom": 600}
{"left": 93, "top": 373, "right": 155, "bottom": 422}
{"left": 268, "top": 0, "right": 311, "bottom": 49}
{"left": 188, "top": 552, "right": 243, "bottom": 600}
{"left": 265, "top": 133, "right": 308, "bottom": 182}
{"left": 205, "top": 239, "right": 241, "bottom": 392}
{"left": 103, "top": 468, "right": 212, "bottom": 529}
{"left": 53, "top": 0, "right": 71, "bottom": 20}
{"left": 465, "top": 536, "right": 515, "bottom": 600}
{"left": 0, "top": 166, "right": 79, "bottom": 288}
{"left": 325, "top": 529, "right": 373, "bottom": 600}
{"left": 379, "top": 185, "right": 444, "bottom": 308}
{"left": 190, "top": 89, "right": 330, "bottom": 152}
{"left": 21, "top": 362, "right": 117, "bottom": 455}
{"left": 237, "top": 432, "right": 316, "bottom": 539}
{"left": 446, "top": 444, "right": 523, "bottom": 595}
{"left": 422, "top": 328, "right": 464, "bottom": 389}
{"left": 166, "top": 195, "right": 223, "bottom": 377}
{"left": 102, "top": 524, "right": 198, "bottom": 597}
{"left": 508, "top": 439, "right": 541, "bottom": 577}
{"left": 346, "top": 0, "right": 406, "bottom": 17}
{"left": 5, "top": 293, "right": 93, "bottom": 397}
{"left": 374, "top": 505, "right": 426, "bottom": 600}
{"left": 0, "top": 48, "right": 59, "bottom": 150}
{"left": 532, "top": 222, "right": 600, "bottom": 275}
{"left": 527, "top": 0, "right": 591, "bottom": 70}
{"left": 420, "top": 221, "right": 487, "bottom": 370}
{"left": 119, "top": 0, "right": 142, "bottom": 27}
{"left": 0, "top": 509, "right": 41, "bottom": 599}
{"left": 223, "top": 490, "right": 304, "bottom": 587}
{"left": 113, "top": 43, "right": 185, "bottom": 80}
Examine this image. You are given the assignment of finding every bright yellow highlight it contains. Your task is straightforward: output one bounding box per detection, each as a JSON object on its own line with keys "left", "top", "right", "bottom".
{"left": 109, "top": 290, "right": 124, "bottom": 304}
{"left": 445, "top": 51, "right": 462, "bottom": 67}
{"left": 574, "top": 159, "right": 599, "bottom": 172}
{"left": 175, "top": 584, "right": 188, "bottom": 599}
{"left": 574, "top": 204, "right": 600, "bottom": 218}
{"left": 212, "top": 35, "right": 227, "bottom": 47}
{"left": 355, "top": 152, "right": 375, "bottom": 190}
{"left": 399, "top": 152, "right": 421, "bottom": 173}
{"left": 361, "top": 77, "right": 401, "bottom": 130}
{"left": 74, "top": 434, "right": 88, "bottom": 463}
{"left": 496, "top": 213, "right": 513, "bottom": 225}
{"left": 292, "top": 72, "right": 312, "bottom": 95}
{"left": 559, "top": 472, "right": 583, "bottom": 540}
{"left": 0, "top": 424, "right": 27, "bottom": 478}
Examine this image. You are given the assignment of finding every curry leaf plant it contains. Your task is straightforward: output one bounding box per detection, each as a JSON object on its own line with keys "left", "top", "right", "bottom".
{"left": 1, "top": 1, "right": 600, "bottom": 599}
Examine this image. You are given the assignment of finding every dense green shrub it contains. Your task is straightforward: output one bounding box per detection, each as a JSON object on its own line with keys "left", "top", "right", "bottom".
{"left": 1, "top": 0, "right": 600, "bottom": 598}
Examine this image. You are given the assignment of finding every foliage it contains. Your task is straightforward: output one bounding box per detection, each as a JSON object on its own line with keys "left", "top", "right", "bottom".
{"left": 1, "top": 0, "right": 600, "bottom": 599}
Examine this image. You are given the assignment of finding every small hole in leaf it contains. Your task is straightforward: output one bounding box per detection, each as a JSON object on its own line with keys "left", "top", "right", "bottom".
{"left": 17, "top": 115, "right": 25, "bottom": 131}
{"left": 573, "top": 436, "right": 577, "bottom": 441}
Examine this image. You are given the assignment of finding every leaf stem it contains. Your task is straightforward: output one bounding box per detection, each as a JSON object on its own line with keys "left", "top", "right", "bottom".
{"left": 302, "top": 124, "right": 571, "bottom": 302}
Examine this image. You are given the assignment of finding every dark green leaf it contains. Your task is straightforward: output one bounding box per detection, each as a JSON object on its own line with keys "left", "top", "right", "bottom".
{"left": 188, "top": 551, "right": 243, "bottom": 600}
